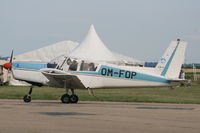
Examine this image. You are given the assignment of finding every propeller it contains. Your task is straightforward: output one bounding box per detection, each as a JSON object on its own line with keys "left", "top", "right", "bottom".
{"left": 3, "top": 50, "right": 13, "bottom": 70}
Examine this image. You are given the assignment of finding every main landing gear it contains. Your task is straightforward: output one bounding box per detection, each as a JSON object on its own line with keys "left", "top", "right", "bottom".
{"left": 61, "top": 88, "right": 79, "bottom": 104}
{"left": 23, "top": 86, "right": 33, "bottom": 103}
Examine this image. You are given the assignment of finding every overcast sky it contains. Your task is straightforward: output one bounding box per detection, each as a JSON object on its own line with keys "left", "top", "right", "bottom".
{"left": 0, "top": 0, "right": 199, "bottom": 63}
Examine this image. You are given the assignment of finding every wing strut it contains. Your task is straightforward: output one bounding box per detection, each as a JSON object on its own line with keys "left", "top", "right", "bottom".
{"left": 87, "top": 87, "right": 95, "bottom": 96}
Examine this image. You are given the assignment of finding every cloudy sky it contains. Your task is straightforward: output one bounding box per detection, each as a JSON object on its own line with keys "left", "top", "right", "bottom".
{"left": 0, "top": 0, "right": 199, "bottom": 63}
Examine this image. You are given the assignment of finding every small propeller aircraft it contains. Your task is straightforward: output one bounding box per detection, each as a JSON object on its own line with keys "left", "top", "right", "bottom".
{"left": 2, "top": 25, "right": 187, "bottom": 104}
{"left": 40, "top": 39, "right": 187, "bottom": 104}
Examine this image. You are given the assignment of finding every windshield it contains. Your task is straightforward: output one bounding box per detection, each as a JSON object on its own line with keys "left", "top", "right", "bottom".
{"left": 47, "top": 54, "right": 66, "bottom": 69}
{"left": 54, "top": 57, "right": 98, "bottom": 72}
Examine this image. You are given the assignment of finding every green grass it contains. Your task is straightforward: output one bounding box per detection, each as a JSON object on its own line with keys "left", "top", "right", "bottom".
{"left": 0, "top": 85, "right": 200, "bottom": 104}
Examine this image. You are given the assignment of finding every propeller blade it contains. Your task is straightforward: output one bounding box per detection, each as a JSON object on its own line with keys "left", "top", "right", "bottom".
{"left": 9, "top": 50, "right": 13, "bottom": 63}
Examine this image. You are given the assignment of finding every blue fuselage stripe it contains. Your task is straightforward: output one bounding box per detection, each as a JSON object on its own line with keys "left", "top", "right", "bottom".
{"left": 13, "top": 62, "right": 47, "bottom": 70}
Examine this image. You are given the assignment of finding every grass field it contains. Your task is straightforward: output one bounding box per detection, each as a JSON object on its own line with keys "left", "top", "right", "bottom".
{"left": 0, "top": 85, "right": 200, "bottom": 104}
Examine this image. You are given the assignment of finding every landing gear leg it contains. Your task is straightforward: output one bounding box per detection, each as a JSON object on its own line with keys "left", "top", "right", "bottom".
{"left": 23, "top": 86, "right": 33, "bottom": 103}
{"left": 61, "top": 80, "right": 70, "bottom": 103}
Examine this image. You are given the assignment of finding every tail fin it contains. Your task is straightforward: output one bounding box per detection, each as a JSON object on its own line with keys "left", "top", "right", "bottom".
{"left": 155, "top": 39, "right": 187, "bottom": 79}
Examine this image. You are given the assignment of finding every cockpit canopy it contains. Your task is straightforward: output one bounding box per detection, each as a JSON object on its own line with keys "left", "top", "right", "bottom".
{"left": 47, "top": 56, "right": 98, "bottom": 72}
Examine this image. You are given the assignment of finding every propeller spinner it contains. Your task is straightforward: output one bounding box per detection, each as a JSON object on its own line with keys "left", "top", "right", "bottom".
{"left": 3, "top": 50, "right": 13, "bottom": 70}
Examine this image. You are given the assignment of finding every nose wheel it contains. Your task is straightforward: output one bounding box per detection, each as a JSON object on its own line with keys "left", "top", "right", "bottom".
{"left": 23, "top": 95, "right": 31, "bottom": 103}
{"left": 23, "top": 86, "right": 33, "bottom": 103}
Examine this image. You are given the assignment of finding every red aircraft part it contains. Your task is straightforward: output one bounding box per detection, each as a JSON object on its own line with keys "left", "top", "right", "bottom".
{"left": 3, "top": 63, "right": 12, "bottom": 70}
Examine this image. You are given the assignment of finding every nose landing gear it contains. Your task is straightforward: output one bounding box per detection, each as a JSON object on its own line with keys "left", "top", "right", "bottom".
{"left": 23, "top": 86, "right": 33, "bottom": 103}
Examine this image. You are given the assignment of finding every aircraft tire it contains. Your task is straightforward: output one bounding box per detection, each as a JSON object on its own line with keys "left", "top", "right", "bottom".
{"left": 23, "top": 95, "right": 31, "bottom": 103}
{"left": 61, "top": 94, "right": 70, "bottom": 103}
{"left": 70, "top": 94, "right": 79, "bottom": 103}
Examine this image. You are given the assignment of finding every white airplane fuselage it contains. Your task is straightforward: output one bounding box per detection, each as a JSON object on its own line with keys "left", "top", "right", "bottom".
{"left": 75, "top": 66, "right": 169, "bottom": 89}
{"left": 42, "top": 63, "right": 171, "bottom": 89}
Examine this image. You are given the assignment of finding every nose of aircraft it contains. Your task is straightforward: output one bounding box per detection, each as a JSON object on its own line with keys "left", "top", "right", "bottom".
{"left": 3, "top": 62, "right": 12, "bottom": 70}
{"left": 3, "top": 50, "right": 14, "bottom": 70}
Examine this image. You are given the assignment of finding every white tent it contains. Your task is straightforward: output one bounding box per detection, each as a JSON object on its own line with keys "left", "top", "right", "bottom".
{"left": 112, "top": 52, "right": 144, "bottom": 66}
{"left": 69, "top": 25, "right": 118, "bottom": 62}
{"left": 69, "top": 25, "right": 143, "bottom": 65}
{"left": 14, "top": 40, "right": 78, "bottom": 62}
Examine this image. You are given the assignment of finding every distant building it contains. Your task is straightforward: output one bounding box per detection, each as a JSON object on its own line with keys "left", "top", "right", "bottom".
{"left": 144, "top": 62, "right": 158, "bottom": 67}
{"left": 0, "top": 57, "right": 9, "bottom": 61}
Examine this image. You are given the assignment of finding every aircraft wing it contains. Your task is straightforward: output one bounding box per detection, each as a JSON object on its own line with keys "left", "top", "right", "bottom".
{"left": 41, "top": 71, "right": 86, "bottom": 89}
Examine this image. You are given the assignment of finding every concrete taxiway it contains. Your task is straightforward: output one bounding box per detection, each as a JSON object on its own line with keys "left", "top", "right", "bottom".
{"left": 0, "top": 99, "right": 200, "bottom": 133}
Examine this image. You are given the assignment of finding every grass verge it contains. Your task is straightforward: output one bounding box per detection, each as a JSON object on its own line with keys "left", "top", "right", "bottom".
{"left": 0, "top": 85, "right": 200, "bottom": 104}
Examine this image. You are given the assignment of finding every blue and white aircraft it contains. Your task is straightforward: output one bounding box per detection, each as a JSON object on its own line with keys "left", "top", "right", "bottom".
{"left": 40, "top": 39, "right": 187, "bottom": 104}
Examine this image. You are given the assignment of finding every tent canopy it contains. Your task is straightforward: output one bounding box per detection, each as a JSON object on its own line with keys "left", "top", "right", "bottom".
{"left": 68, "top": 25, "right": 143, "bottom": 65}
{"left": 14, "top": 40, "right": 78, "bottom": 62}
{"left": 69, "top": 25, "right": 118, "bottom": 62}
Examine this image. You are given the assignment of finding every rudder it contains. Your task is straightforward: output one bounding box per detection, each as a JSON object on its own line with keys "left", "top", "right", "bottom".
{"left": 155, "top": 39, "right": 187, "bottom": 79}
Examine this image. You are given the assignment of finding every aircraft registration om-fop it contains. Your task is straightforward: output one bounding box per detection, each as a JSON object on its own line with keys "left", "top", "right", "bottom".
{"left": 100, "top": 66, "right": 137, "bottom": 79}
